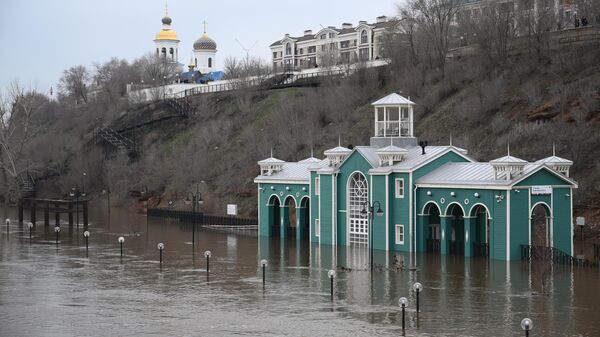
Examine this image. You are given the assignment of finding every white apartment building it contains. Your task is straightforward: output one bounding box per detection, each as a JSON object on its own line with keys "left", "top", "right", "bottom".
{"left": 269, "top": 16, "right": 395, "bottom": 72}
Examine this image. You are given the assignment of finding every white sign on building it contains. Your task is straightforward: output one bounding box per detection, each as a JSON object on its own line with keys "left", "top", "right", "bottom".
{"left": 531, "top": 186, "right": 552, "bottom": 195}
{"left": 227, "top": 204, "right": 238, "bottom": 216}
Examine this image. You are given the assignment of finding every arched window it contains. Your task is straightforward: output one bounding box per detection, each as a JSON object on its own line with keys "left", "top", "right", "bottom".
{"left": 208, "top": 58, "right": 212, "bottom": 68}
{"left": 195, "top": 58, "right": 197, "bottom": 67}
{"left": 285, "top": 43, "right": 292, "bottom": 55}
{"left": 361, "top": 30, "right": 368, "bottom": 44}
{"left": 161, "top": 47, "right": 167, "bottom": 57}
{"left": 348, "top": 172, "right": 369, "bottom": 244}
{"left": 156, "top": 48, "right": 159, "bottom": 55}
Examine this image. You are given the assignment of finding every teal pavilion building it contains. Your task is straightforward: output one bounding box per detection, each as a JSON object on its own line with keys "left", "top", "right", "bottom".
{"left": 254, "top": 93, "right": 578, "bottom": 261}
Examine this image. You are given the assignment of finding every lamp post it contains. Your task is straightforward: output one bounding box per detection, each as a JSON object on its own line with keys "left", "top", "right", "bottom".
{"left": 70, "top": 187, "right": 80, "bottom": 227}
{"left": 261, "top": 259, "right": 268, "bottom": 289}
{"left": 361, "top": 201, "right": 384, "bottom": 273}
{"left": 5, "top": 218, "right": 9, "bottom": 232}
{"left": 413, "top": 282, "right": 423, "bottom": 312}
{"left": 157, "top": 243, "right": 165, "bottom": 264}
{"left": 185, "top": 184, "right": 204, "bottom": 246}
{"left": 83, "top": 230, "right": 90, "bottom": 252}
{"left": 521, "top": 318, "right": 533, "bottom": 337}
{"left": 328, "top": 269, "right": 336, "bottom": 301}
{"left": 205, "top": 250, "right": 212, "bottom": 280}
{"left": 118, "top": 236, "right": 125, "bottom": 259}
{"left": 54, "top": 226, "right": 60, "bottom": 245}
{"left": 399, "top": 297, "right": 408, "bottom": 331}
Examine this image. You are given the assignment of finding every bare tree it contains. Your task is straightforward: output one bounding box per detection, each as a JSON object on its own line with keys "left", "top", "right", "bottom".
{"left": 58, "top": 65, "right": 90, "bottom": 104}
{"left": 0, "top": 82, "right": 45, "bottom": 216}
{"left": 405, "top": 0, "right": 462, "bottom": 75}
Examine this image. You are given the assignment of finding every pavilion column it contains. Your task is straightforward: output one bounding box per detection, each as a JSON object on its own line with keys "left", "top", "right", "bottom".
{"left": 464, "top": 216, "right": 476, "bottom": 257}
{"left": 280, "top": 205, "right": 289, "bottom": 239}
{"left": 416, "top": 214, "right": 428, "bottom": 252}
{"left": 296, "top": 206, "right": 306, "bottom": 241}
{"left": 440, "top": 215, "right": 452, "bottom": 255}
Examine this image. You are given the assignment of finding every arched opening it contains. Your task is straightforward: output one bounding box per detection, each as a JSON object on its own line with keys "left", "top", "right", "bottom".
{"left": 348, "top": 172, "right": 368, "bottom": 245}
{"left": 169, "top": 48, "right": 174, "bottom": 58}
{"left": 268, "top": 195, "right": 280, "bottom": 237}
{"left": 161, "top": 47, "right": 167, "bottom": 57}
{"left": 285, "top": 42, "right": 292, "bottom": 55}
{"left": 423, "top": 202, "right": 441, "bottom": 253}
{"left": 447, "top": 203, "right": 465, "bottom": 255}
{"left": 361, "top": 30, "right": 368, "bottom": 44}
{"left": 469, "top": 204, "right": 490, "bottom": 257}
{"left": 298, "top": 197, "right": 310, "bottom": 241}
{"left": 531, "top": 203, "right": 551, "bottom": 247}
{"left": 208, "top": 57, "right": 212, "bottom": 68}
{"left": 285, "top": 196, "right": 297, "bottom": 240}
{"left": 156, "top": 48, "right": 159, "bottom": 55}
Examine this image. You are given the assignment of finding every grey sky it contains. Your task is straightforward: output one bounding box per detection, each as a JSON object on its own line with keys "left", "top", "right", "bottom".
{"left": 0, "top": 0, "right": 399, "bottom": 93}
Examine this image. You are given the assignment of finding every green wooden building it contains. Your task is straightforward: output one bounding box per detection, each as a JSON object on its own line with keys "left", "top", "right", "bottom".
{"left": 254, "top": 93, "right": 578, "bottom": 261}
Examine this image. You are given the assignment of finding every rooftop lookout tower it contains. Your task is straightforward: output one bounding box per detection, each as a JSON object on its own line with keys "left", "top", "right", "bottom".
{"left": 370, "top": 93, "right": 416, "bottom": 148}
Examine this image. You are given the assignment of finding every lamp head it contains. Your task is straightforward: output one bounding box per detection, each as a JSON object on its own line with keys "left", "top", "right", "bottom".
{"left": 54, "top": 226, "right": 60, "bottom": 233}
{"left": 261, "top": 259, "right": 268, "bottom": 267}
{"left": 28, "top": 222, "right": 33, "bottom": 229}
{"left": 204, "top": 250, "right": 212, "bottom": 258}
{"left": 83, "top": 230, "right": 90, "bottom": 238}
{"left": 413, "top": 282, "right": 423, "bottom": 292}
{"left": 521, "top": 318, "right": 533, "bottom": 331}
{"left": 328, "top": 270, "right": 336, "bottom": 278}
{"left": 118, "top": 236, "right": 125, "bottom": 243}
{"left": 157, "top": 243, "right": 165, "bottom": 250}
{"left": 376, "top": 207, "right": 384, "bottom": 217}
{"left": 5, "top": 218, "right": 9, "bottom": 224}
{"left": 398, "top": 297, "right": 408, "bottom": 307}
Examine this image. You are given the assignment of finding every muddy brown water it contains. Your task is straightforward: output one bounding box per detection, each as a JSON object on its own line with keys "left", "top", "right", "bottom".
{"left": 1, "top": 205, "right": 599, "bottom": 336}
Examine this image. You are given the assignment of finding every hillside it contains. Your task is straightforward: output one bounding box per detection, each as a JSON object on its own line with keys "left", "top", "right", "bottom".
{"left": 29, "top": 44, "right": 600, "bottom": 231}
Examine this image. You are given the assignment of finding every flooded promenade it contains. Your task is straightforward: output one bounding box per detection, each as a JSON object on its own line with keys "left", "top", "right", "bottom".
{"left": 1, "top": 206, "right": 599, "bottom": 336}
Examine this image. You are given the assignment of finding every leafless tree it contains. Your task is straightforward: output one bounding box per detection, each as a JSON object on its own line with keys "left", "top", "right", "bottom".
{"left": 0, "top": 82, "right": 45, "bottom": 216}
{"left": 58, "top": 65, "right": 90, "bottom": 104}
{"left": 405, "top": 0, "right": 462, "bottom": 75}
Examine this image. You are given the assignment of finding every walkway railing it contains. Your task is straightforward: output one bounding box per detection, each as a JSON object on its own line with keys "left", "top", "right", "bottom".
{"left": 147, "top": 208, "right": 258, "bottom": 227}
{"left": 473, "top": 242, "right": 489, "bottom": 257}
{"left": 520, "top": 245, "right": 599, "bottom": 268}
{"left": 426, "top": 239, "right": 440, "bottom": 252}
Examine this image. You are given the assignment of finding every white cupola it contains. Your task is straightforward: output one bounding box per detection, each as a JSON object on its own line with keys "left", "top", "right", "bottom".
{"left": 490, "top": 147, "right": 528, "bottom": 180}
{"left": 370, "top": 93, "right": 417, "bottom": 148}
{"left": 376, "top": 142, "right": 408, "bottom": 166}
{"left": 193, "top": 21, "right": 217, "bottom": 74}
{"left": 535, "top": 145, "right": 573, "bottom": 177}
{"left": 154, "top": 4, "right": 180, "bottom": 63}
{"left": 324, "top": 145, "right": 352, "bottom": 167}
{"left": 258, "top": 156, "right": 285, "bottom": 176}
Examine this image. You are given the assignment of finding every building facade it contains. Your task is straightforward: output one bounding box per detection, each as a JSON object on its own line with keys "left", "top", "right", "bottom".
{"left": 269, "top": 16, "right": 394, "bottom": 72}
{"left": 255, "top": 93, "right": 577, "bottom": 261}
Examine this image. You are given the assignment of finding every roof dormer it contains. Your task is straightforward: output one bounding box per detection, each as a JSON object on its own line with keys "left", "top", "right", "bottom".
{"left": 258, "top": 157, "right": 285, "bottom": 176}
{"left": 324, "top": 145, "right": 352, "bottom": 167}
{"left": 535, "top": 145, "right": 573, "bottom": 177}
{"left": 490, "top": 153, "right": 527, "bottom": 180}
{"left": 376, "top": 144, "right": 408, "bottom": 166}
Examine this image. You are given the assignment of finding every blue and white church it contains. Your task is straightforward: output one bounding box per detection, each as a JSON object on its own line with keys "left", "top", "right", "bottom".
{"left": 254, "top": 93, "right": 578, "bottom": 261}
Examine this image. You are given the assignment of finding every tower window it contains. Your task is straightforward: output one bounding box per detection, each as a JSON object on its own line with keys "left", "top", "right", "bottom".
{"left": 361, "top": 30, "right": 368, "bottom": 44}
{"left": 195, "top": 58, "right": 198, "bottom": 67}
{"left": 208, "top": 58, "right": 212, "bottom": 68}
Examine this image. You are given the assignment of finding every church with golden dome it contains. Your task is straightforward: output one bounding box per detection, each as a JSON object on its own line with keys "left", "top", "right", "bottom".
{"left": 153, "top": 4, "right": 218, "bottom": 75}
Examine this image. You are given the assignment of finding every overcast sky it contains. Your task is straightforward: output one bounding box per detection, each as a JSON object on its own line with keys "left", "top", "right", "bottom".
{"left": 0, "top": 0, "right": 399, "bottom": 93}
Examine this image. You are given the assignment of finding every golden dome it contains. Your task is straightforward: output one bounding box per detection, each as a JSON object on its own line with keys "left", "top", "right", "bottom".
{"left": 155, "top": 29, "right": 179, "bottom": 41}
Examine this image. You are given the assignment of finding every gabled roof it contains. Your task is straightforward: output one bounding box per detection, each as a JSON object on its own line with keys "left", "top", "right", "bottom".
{"left": 255, "top": 160, "right": 326, "bottom": 183}
{"left": 490, "top": 155, "right": 527, "bottom": 164}
{"left": 324, "top": 146, "right": 352, "bottom": 155}
{"left": 369, "top": 146, "right": 474, "bottom": 174}
{"left": 535, "top": 155, "right": 573, "bottom": 165}
{"left": 354, "top": 146, "right": 380, "bottom": 168}
{"left": 416, "top": 162, "right": 578, "bottom": 188}
{"left": 376, "top": 144, "right": 408, "bottom": 154}
{"left": 299, "top": 157, "right": 322, "bottom": 164}
{"left": 371, "top": 93, "right": 415, "bottom": 106}
{"left": 258, "top": 157, "right": 285, "bottom": 165}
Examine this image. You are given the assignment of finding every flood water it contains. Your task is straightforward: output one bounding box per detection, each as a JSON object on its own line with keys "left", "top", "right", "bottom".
{"left": 1, "top": 205, "right": 599, "bottom": 337}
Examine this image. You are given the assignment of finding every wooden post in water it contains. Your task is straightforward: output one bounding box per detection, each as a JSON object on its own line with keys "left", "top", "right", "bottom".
{"left": 68, "top": 203, "right": 73, "bottom": 226}
{"left": 30, "top": 201, "right": 36, "bottom": 225}
{"left": 44, "top": 202, "right": 50, "bottom": 226}
{"left": 83, "top": 201, "right": 88, "bottom": 227}
{"left": 55, "top": 203, "right": 60, "bottom": 227}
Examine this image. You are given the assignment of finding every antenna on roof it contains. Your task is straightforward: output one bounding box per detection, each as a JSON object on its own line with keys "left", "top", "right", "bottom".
{"left": 390, "top": 137, "right": 393, "bottom": 146}
{"left": 553, "top": 143, "right": 556, "bottom": 157}
{"left": 507, "top": 142, "right": 510, "bottom": 157}
{"left": 449, "top": 135, "right": 453, "bottom": 147}
{"left": 270, "top": 148, "right": 273, "bottom": 158}
{"left": 338, "top": 134, "right": 341, "bottom": 147}
{"left": 311, "top": 147, "right": 314, "bottom": 158}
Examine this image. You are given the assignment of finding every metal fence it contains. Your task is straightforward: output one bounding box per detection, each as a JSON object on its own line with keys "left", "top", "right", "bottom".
{"left": 426, "top": 239, "right": 440, "bottom": 253}
{"left": 147, "top": 208, "right": 258, "bottom": 227}
{"left": 520, "top": 245, "right": 598, "bottom": 268}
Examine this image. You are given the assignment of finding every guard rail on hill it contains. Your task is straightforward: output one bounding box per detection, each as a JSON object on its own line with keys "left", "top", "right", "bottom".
{"left": 147, "top": 208, "right": 258, "bottom": 227}
{"left": 520, "top": 244, "right": 599, "bottom": 268}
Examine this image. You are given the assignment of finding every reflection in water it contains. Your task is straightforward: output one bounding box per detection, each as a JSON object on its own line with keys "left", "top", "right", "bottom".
{"left": 0, "top": 204, "right": 599, "bottom": 337}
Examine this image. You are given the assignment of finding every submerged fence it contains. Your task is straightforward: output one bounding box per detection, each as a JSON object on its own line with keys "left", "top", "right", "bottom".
{"left": 147, "top": 208, "right": 258, "bottom": 227}
{"left": 520, "top": 245, "right": 599, "bottom": 268}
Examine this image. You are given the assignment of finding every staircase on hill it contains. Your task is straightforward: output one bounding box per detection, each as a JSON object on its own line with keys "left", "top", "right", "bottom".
{"left": 95, "top": 127, "right": 137, "bottom": 154}
{"left": 164, "top": 97, "right": 195, "bottom": 117}
{"left": 18, "top": 172, "right": 36, "bottom": 198}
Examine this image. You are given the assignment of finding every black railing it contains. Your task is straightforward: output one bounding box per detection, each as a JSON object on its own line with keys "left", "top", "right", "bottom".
{"left": 520, "top": 245, "right": 598, "bottom": 268}
{"left": 147, "top": 208, "right": 258, "bottom": 227}
{"left": 473, "top": 242, "right": 489, "bottom": 257}
{"left": 426, "top": 239, "right": 440, "bottom": 252}
{"left": 449, "top": 241, "right": 465, "bottom": 255}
